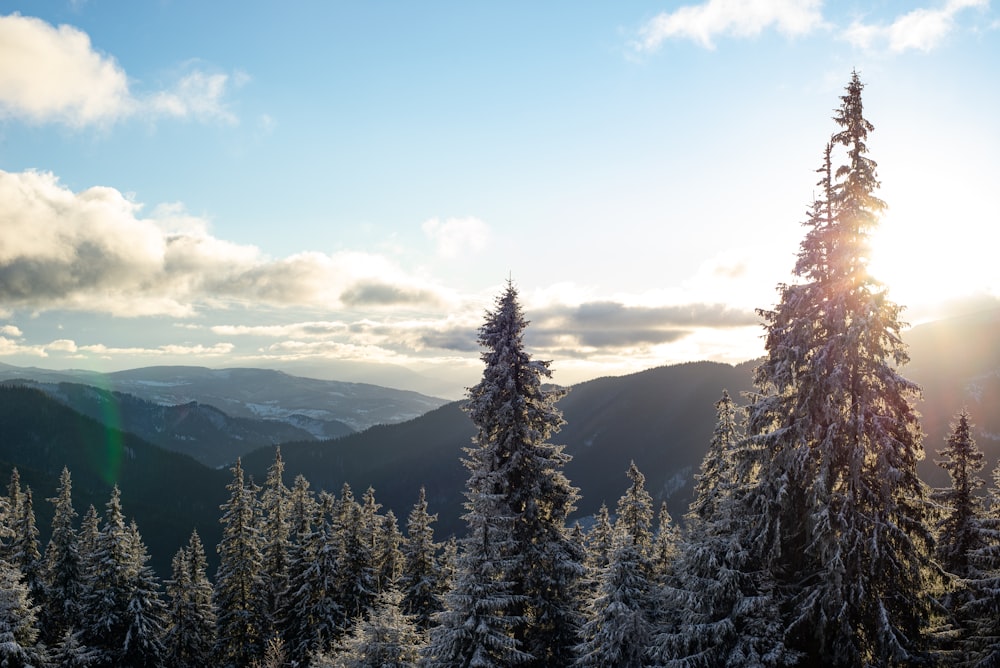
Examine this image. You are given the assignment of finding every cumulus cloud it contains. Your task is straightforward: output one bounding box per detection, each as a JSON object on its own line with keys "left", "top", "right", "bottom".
{"left": 843, "top": 0, "right": 988, "bottom": 52}
{"left": 0, "top": 13, "right": 239, "bottom": 126}
{"left": 422, "top": 217, "right": 491, "bottom": 258}
{"left": 635, "top": 0, "right": 824, "bottom": 51}
{"left": 0, "top": 169, "right": 450, "bottom": 316}
{"left": 0, "top": 325, "right": 22, "bottom": 337}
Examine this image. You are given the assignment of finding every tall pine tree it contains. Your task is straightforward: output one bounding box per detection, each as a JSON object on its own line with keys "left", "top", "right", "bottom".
{"left": 462, "top": 280, "right": 584, "bottom": 666}
{"left": 41, "top": 467, "right": 83, "bottom": 645}
{"left": 747, "top": 70, "right": 934, "bottom": 666}
{"left": 214, "top": 459, "right": 266, "bottom": 668}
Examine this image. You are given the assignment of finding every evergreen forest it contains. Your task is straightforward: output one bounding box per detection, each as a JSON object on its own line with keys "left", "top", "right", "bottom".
{"left": 2, "top": 72, "right": 999, "bottom": 668}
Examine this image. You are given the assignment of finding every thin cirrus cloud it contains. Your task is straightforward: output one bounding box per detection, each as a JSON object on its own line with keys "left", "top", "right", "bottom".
{"left": 0, "top": 169, "right": 449, "bottom": 316}
{"left": 0, "top": 13, "right": 238, "bottom": 126}
{"left": 843, "top": 0, "right": 989, "bottom": 53}
{"left": 635, "top": 0, "right": 825, "bottom": 51}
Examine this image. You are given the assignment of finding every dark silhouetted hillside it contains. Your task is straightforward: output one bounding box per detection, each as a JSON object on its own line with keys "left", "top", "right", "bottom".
{"left": 0, "top": 385, "right": 228, "bottom": 575}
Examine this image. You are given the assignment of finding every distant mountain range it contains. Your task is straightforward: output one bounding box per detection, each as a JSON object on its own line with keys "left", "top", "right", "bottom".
{"left": 1, "top": 306, "right": 997, "bottom": 574}
{"left": 0, "top": 365, "right": 448, "bottom": 467}
{"left": 0, "top": 380, "right": 351, "bottom": 469}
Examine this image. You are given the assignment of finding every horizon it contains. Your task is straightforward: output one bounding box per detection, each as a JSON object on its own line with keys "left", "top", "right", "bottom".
{"left": 1, "top": 2, "right": 997, "bottom": 394}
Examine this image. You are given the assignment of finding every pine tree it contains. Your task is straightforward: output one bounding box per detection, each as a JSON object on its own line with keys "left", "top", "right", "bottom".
{"left": 933, "top": 409, "right": 987, "bottom": 579}
{"left": 0, "top": 557, "right": 46, "bottom": 668}
{"left": 746, "top": 71, "right": 934, "bottom": 666}
{"left": 51, "top": 627, "right": 100, "bottom": 667}
{"left": 281, "top": 501, "right": 343, "bottom": 663}
{"left": 424, "top": 487, "right": 530, "bottom": 668}
{"left": 165, "top": 530, "right": 216, "bottom": 668}
{"left": 259, "top": 448, "right": 291, "bottom": 641}
{"left": 79, "top": 486, "right": 138, "bottom": 667}
{"left": 214, "top": 459, "right": 267, "bottom": 668}
{"left": 320, "top": 587, "right": 425, "bottom": 668}
{"left": 41, "top": 467, "right": 84, "bottom": 645}
{"left": 575, "top": 465, "right": 658, "bottom": 668}
{"left": 121, "top": 521, "right": 168, "bottom": 667}
{"left": 400, "top": 487, "right": 442, "bottom": 631}
{"left": 10, "top": 486, "right": 44, "bottom": 617}
{"left": 616, "top": 462, "right": 654, "bottom": 556}
{"left": 689, "top": 390, "right": 742, "bottom": 527}
{"left": 462, "top": 280, "right": 584, "bottom": 666}
{"left": 2, "top": 469, "right": 23, "bottom": 563}
{"left": 651, "top": 389, "right": 794, "bottom": 667}
{"left": 335, "top": 484, "right": 376, "bottom": 623}
{"left": 652, "top": 501, "right": 679, "bottom": 582}
{"left": 584, "top": 503, "right": 614, "bottom": 577}
{"left": 960, "top": 458, "right": 1000, "bottom": 665}
{"left": 376, "top": 509, "right": 405, "bottom": 592}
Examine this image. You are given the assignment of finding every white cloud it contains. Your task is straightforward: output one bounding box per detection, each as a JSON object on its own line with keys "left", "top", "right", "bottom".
{"left": 0, "top": 169, "right": 452, "bottom": 317}
{"left": 843, "top": 0, "right": 988, "bottom": 52}
{"left": 636, "top": 0, "right": 824, "bottom": 51}
{"left": 422, "top": 217, "right": 491, "bottom": 258}
{"left": 147, "top": 69, "right": 240, "bottom": 124}
{"left": 46, "top": 339, "right": 78, "bottom": 352}
{"left": 0, "top": 13, "right": 239, "bottom": 127}
{"left": 0, "top": 325, "right": 22, "bottom": 337}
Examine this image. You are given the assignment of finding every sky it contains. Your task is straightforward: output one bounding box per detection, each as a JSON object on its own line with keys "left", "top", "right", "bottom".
{"left": 0, "top": 0, "right": 998, "bottom": 398}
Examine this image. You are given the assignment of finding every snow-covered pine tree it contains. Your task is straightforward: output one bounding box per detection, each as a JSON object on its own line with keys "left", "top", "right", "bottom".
{"left": 584, "top": 503, "right": 614, "bottom": 577}
{"left": 462, "top": 280, "right": 584, "bottom": 666}
{"left": 41, "top": 467, "right": 83, "bottom": 645}
{"left": 121, "top": 520, "right": 168, "bottom": 667}
{"left": 575, "top": 465, "right": 658, "bottom": 668}
{"left": 423, "top": 470, "right": 530, "bottom": 668}
{"left": 437, "top": 536, "right": 457, "bottom": 596}
{"left": 650, "top": 388, "right": 795, "bottom": 668}
{"left": 79, "top": 486, "right": 137, "bottom": 667}
{"left": 214, "top": 458, "right": 267, "bottom": 668}
{"left": 165, "top": 530, "right": 216, "bottom": 668}
{"left": 747, "top": 71, "right": 934, "bottom": 666}
{"left": 259, "top": 447, "right": 291, "bottom": 640}
{"left": 280, "top": 497, "right": 343, "bottom": 664}
{"left": 376, "top": 509, "right": 405, "bottom": 592}
{"left": 616, "top": 462, "right": 654, "bottom": 556}
{"left": 10, "top": 486, "right": 44, "bottom": 618}
{"left": 399, "top": 487, "right": 441, "bottom": 631}
{"left": 652, "top": 501, "right": 678, "bottom": 582}
{"left": 933, "top": 409, "right": 987, "bottom": 579}
{"left": 0, "top": 557, "right": 46, "bottom": 668}
{"left": 2, "top": 469, "right": 23, "bottom": 562}
{"left": 689, "top": 390, "right": 742, "bottom": 528}
{"left": 318, "top": 586, "right": 425, "bottom": 668}
{"left": 51, "top": 627, "right": 100, "bottom": 667}
{"left": 959, "top": 457, "right": 1000, "bottom": 665}
{"left": 335, "top": 484, "right": 377, "bottom": 624}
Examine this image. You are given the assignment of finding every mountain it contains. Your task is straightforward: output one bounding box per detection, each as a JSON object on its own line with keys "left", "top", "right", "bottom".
{"left": 0, "top": 364, "right": 448, "bottom": 433}
{"left": 904, "top": 306, "right": 1000, "bottom": 488}
{"left": 0, "top": 385, "right": 228, "bottom": 576}
{"left": 0, "top": 380, "right": 350, "bottom": 469}
{"left": 243, "top": 361, "right": 758, "bottom": 538}
{"left": 241, "top": 307, "right": 1000, "bottom": 538}
{"left": 1, "top": 307, "right": 995, "bottom": 574}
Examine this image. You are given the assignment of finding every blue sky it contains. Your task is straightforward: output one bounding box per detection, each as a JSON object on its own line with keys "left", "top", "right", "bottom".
{"left": 1, "top": 0, "right": 997, "bottom": 396}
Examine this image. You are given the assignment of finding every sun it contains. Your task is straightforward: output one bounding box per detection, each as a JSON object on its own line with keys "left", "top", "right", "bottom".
{"left": 867, "top": 208, "right": 992, "bottom": 323}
